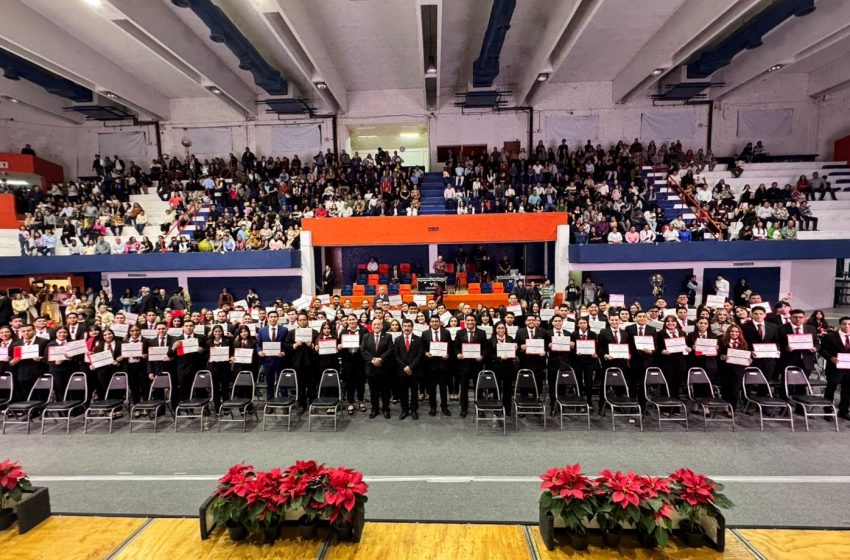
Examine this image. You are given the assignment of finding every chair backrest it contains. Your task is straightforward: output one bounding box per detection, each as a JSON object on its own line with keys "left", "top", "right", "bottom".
{"left": 475, "top": 370, "right": 500, "bottom": 401}
{"left": 231, "top": 370, "right": 255, "bottom": 399}
{"left": 104, "top": 372, "right": 129, "bottom": 402}
{"left": 783, "top": 367, "right": 811, "bottom": 395}
{"left": 276, "top": 368, "right": 298, "bottom": 395}
{"left": 0, "top": 371, "right": 12, "bottom": 399}
{"left": 686, "top": 367, "right": 715, "bottom": 399}
{"left": 603, "top": 368, "right": 629, "bottom": 397}
{"left": 149, "top": 372, "right": 172, "bottom": 400}
{"left": 317, "top": 369, "right": 341, "bottom": 398}
{"left": 190, "top": 370, "right": 213, "bottom": 400}
{"left": 513, "top": 369, "right": 538, "bottom": 399}
{"left": 743, "top": 367, "right": 772, "bottom": 396}
{"left": 28, "top": 373, "right": 54, "bottom": 402}
{"left": 643, "top": 367, "right": 670, "bottom": 398}
{"left": 555, "top": 367, "right": 581, "bottom": 397}
{"left": 63, "top": 372, "right": 88, "bottom": 402}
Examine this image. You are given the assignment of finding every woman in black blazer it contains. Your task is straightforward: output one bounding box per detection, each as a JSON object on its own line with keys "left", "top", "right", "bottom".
{"left": 719, "top": 324, "right": 752, "bottom": 411}
{"left": 687, "top": 317, "right": 719, "bottom": 384}
{"left": 230, "top": 325, "right": 258, "bottom": 381}
{"left": 655, "top": 315, "right": 690, "bottom": 402}
{"left": 206, "top": 325, "right": 232, "bottom": 411}
{"left": 487, "top": 322, "right": 517, "bottom": 413}
{"left": 90, "top": 328, "right": 121, "bottom": 402}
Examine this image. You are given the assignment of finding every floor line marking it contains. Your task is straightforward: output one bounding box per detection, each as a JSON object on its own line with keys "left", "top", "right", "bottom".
{"left": 105, "top": 517, "right": 153, "bottom": 560}
{"left": 731, "top": 528, "right": 768, "bottom": 560}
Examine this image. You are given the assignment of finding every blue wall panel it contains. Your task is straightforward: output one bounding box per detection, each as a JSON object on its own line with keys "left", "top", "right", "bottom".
{"left": 583, "top": 268, "right": 694, "bottom": 310}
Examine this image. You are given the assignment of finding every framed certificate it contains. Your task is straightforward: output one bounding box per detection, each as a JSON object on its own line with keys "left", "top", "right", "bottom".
{"left": 551, "top": 338, "right": 571, "bottom": 352}
{"left": 461, "top": 343, "right": 481, "bottom": 359}
{"left": 295, "top": 328, "right": 314, "bottom": 343}
{"left": 121, "top": 342, "right": 144, "bottom": 358}
{"left": 525, "top": 339, "right": 546, "bottom": 355}
{"left": 209, "top": 346, "right": 230, "bottom": 362}
{"left": 497, "top": 342, "right": 516, "bottom": 359}
{"left": 576, "top": 339, "right": 596, "bottom": 356}
{"left": 65, "top": 339, "right": 88, "bottom": 357}
{"left": 633, "top": 335, "right": 655, "bottom": 351}
{"left": 148, "top": 347, "right": 169, "bottom": 361}
{"left": 90, "top": 350, "right": 114, "bottom": 369}
{"left": 429, "top": 341, "right": 448, "bottom": 358}
{"left": 318, "top": 340, "right": 338, "bottom": 355}
{"left": 694, "top": 338, "right": 718, "bottom": 356}
{"left": 752, "top": 343, "right": 780, "bottom": 359}
{"left": 787, "top": 334, "right": 813, "bottom": 351}
{"left": 234, "top": 348, "right": 254, "bottom": 364}
{"left": 726, "top": 348, "right": 751, "bottom": 366}
{"left": 608, "top": 343, "right": 630, "bottom": 360}
{"left": 262, "top": 342, "right": 281, "bottom": 354}
{"left": 664, "top": 337, "right": 687, "bottom": 354}
{"left": 341, "top": 334, "right": 360, "bottom": 349}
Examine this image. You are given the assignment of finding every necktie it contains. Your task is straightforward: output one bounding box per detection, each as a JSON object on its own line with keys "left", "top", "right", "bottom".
{"left": 529, "top": 329, "right": 535, "bottom": 339}
{"left": 757, "top": 324, "right": 763, "bottom": 339}
{"left": 499, "top": 338, "right": 505, "bottom": 343}
{"left": 639, "top": 327, "right": 644, "bottom": 337}
{"left": 581, "top": 333, "right": 587, "bottom": 340}
{"left": 434, "top": 331, "right": 439, "bottom": 343}
{"left": 845, "top": 335, "right": 850, "bottom": 351}
{"left": 732, "top": 341, "right": 737, "bottom": 349}
{"left": 106, "top": 343, "right": 112, "bottom": 353}
{"left": 613, "top": 331, "right": 619, "bottom": 344}
{"left": 796, "top": 327, "right": 802, "bottom": 335}
{"left": 405, "top": 336, "right": 410, "bottom": 351}
{"left": 270, "top": 328, "right": 275, "bottom": 342}
{"left": 71, "top": 327, "right": 76, "bottom": 338}
{"left": 375, "top": 334, "right": 380, "bottom": 351}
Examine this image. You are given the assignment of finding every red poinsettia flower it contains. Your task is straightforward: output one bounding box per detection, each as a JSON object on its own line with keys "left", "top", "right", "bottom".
{"left": 655, "top": 502, "right": 675, "bottom": 523}
{"left": 638, "top": 475, "right": 670, "bottom": 499}
{"left": 0, "top": 460, "right": 28, "bottom": 492}
{"left": 323, "top": 467, "right": 368, "bottom": 523}
{"left": 598, "top": 470, "right": 642, "bottom": 509}
{"left": 540, "top": 467, "right": 568, "bottom": 493}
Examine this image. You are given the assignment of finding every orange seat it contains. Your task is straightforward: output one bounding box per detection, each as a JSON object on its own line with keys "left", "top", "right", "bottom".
{"left": 399, "top": 284, "right": 412, "bottom": 294}
{"left": 378, "top": 264, "right": 390, "bottom": 275}
{"left": 455, "top": 272, "right": 467, "bottom": 288}
{"left": 468, "top": 282, "right": 481, "bottom": 294}
{"left": 353, "top": 285, "right": 365, "bottom": 296}
{"left": 367, "top": 274, "right": 380, "bottom": 285}
{"left": 493, "top": 282, "right": 504, "bottom": 294}
{"left": 399, "top": 263, "right": 411, "bottom": 274}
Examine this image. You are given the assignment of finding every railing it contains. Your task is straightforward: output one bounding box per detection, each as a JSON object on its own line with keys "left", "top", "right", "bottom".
{"left": 652, "top": 165, "right": 723, "bottom": 237}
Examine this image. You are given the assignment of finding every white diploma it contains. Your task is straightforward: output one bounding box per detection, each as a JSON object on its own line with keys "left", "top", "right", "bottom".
{"left": 121, "top": 342, "right": 144, "bottom": 358}
{"left": 497, "top": 342, "right": 516, "bottom": 359}
{"left": 608, "top": 343, "right": 630, "bottom": 360}
{"left": 318, "top": 340, "right": 338, "bottom": 355}
{"left": 633, "top": 336, "right": 655, "bottom": 351}
{"left": 148, "top": 347, "right": 168, "bottom": 361}
{"left": 664, "top": 337, "right": 687, "bottom": 354}
{"left": 461, "top": 343, "right": 481, "bottom": 359}
{"left": 209, "top": 346, "right": 230, "bottom": 362}
{"left": 429, "top": 341, "right": 448, "bottom": 358}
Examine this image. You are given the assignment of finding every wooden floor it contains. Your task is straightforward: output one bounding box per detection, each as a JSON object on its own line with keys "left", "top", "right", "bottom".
{"left": 2, "top": 516, "right": 849, "bottom": 560}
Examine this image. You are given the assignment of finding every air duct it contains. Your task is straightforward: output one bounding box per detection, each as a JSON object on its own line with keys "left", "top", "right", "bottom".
{"left": 472, "top": 0, "right": 516, "bottom": 88}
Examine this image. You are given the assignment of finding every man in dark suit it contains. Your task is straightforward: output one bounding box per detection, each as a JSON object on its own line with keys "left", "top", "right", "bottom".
{"left": 360, "top": 318, "right": 394, "bottom": 418}
{"left": 766, "top": 301, "right": 792, "bottom": 328}
{"left": 393, "top": 319, "right": 423, "bottom": 419}
{"left": 674, "top": 306, "right": 694, "bottom": 333}
{"left": 625, "top": 311, "right": 656, "bottom": 408}
{"left": 570, "top": 318, "right": 599, "bottom": 408}
{"left": 321, "top": 265, "right": 336, "bottom": 295}
{"left": 64, "top": 312, "right": 87, "bottom": 341}
{"left": 546, "top": 315, "right": 573, "bottom": 414}
{"left": 742, "top": 306, "right": 781, "bottom": 382}
{"left": 255, "top": 311, "right": 288, "bottom": 398}
{"left": 9, "top": 324, "right": 48, "bottom": 400}
{"left": 117, "top": 324, "right": 150, "bottom": 405}
{"left": 782, "top": 308, "right": 819, "bottom": 374}
{"left": 146, "top": 322, "right": 174, "bottom": 404}
{"left": 283, "top": 312, "right": 318, "bottom": 410}
{"left": 454, "top": 314, "right": 488, "bottom": 418}
{"left": 597, "top": 314, "right": 631, "bottom": 410}
{"left": 819, "top": 316, "right": 850, "bottom": 420}
{"left": 514, "top": 315, "right": 549, "bottom": 400}
{"left": 0, "top": 292, "right": 12, "bottom": 326}
{"left": 421, "top": 315, "right": 452, "bottom": 416}
{"left": 338, "top": 313, "right": 367, "bottom": 412}
{"left": 167, "top": 319, "right": 207, "bottom": 402}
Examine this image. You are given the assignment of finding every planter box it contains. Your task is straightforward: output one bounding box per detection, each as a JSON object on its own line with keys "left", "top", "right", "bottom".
{"left": 539, "top": 508, "right": 725, "bottom": 551}
{"left": 13, "top": 487, "right": 51, "bottom": 534}
{"left": 199, "top": 494, "right": 364, "bottom": 542}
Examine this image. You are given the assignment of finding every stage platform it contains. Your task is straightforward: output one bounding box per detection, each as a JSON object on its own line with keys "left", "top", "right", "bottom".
{"left": 4, "top": 515, "right": 849, "bottom": 559}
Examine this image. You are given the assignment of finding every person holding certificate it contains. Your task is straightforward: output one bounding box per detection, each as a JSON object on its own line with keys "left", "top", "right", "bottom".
{"left": 781, "top": 309, "right": 819, "bottom": 377}
{"left": 818, "top": 316, "right": 850, "bottom": 421}
{"left": 168, "top": 319, "right": 207, "bottom": 403}
{"left": 283, "top": 312, "right": 319, "bottom": 411}
{"left": 626, "top": 311, "right": 657, "bottom": 409}
{"left": 90, "top": 329, "right": 121, "bottom": 404}
{"left": 393, "top": 319, "right": 423, "bottom": 420}
{"left": 230, "top": 325, "right": 258, "bottom": 381}
{"left": 421, "top": 315, "right": 453, "bottom": 417}
{"left": 742, "top": 306, "right": 780, "bottom": 384}
{"left": 487, "top": 322, "right": 517, "bottom": 413}
{"left": 256, "top": 311, "right": 288, "bottom": 399}
{"left": 119, "top": 325, "right": 149, "bottom": 407}
{"left": 338, "top": 314, "right": 367, "bottom": 415}
{"left": 687, "top": 318, "right": 719, "bottom": 385}
{"left": 570, "top": 318, "right": 599, "bottom": 409}
{"left": 655, "top": 315, "right": 690, "bottom": 407}
{"left": 719, "top": 324, "right": 751, "bottom": 411}
{"left": 206, "top": 325, "right": 232, "bottom": 411}
{"left": 361, "top": 318, "right": 394, "bottom": 419}
{"left": 598, "top": 315, "right": 631, "bottom": 412}
{"left": 9, "top": 324, "right": 48, "bottom": 400}
{"left": 515, "top": 315, "right": 549, "bottom": 402}
{"left": 316, "top": 322, "right": 340, "bottom": 375}
{"left": 146, "top": 322, "right": 174, "bottom": 405}
{"left": 46, "top": 327, "right": 75, "bottom": 397}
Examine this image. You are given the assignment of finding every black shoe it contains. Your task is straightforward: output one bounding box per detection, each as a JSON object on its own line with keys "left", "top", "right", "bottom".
{"left": 429, "top": 409, "right": 437, "bottom": 417}
{"left": 459, "top": 409, "right": 468, "bottom": 418}
{"left": 369, "top": 412, "right": 378, "bottom": 419}
{"left": 441, "top": 406, "right": 452, "bottom": 417}
{"left": 838, "top": 413, "right": 850, "bottom": 421}
{"left": 399, "top": 412, "right": 409, "bottom": 420}
{"left": 548, "top": 409, "right": 556, "bottom": 417}
{"left": 411, "top": 410, "right": 419, "bottom": 420}
{"left": 383, "top": 410, "right": 391, "bottom": 419}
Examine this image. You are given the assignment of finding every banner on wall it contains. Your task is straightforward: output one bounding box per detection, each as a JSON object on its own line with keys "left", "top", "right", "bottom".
{"left": 737, "top": 109, "right": 792, "bottom": 138}
{"left": 545, "top": 115, "right": 599, "bottom": 145}
{"left": 183, "top": 127, "right": 233, "bottom": 155}
{"left": 640, "top": 111, "right": 696, "bottom": 140}
{"left": 97, "top": 131, "right": 147, "bottom": 159}
{"left": 271, "top": 124, "right": 321, "bottom": 157}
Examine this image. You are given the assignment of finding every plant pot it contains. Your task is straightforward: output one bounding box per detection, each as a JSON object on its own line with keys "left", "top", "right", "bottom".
{"left": 0, "top": 508, "right": 16, "bottom": 531}
{"left": 264, "top": 524, "right": 280, "bottom": 543}
{"left": 601, "top": 524, "right": 623, "bottom": 548}
{"left": 298, "top": 515, "right": 317, "bottom": 540}
{"left": 679, "top": 520, "right": 706, "bottom": 547}
{"left": 637, "top": 528, "right": 658, "bottom": 549}
{"left": 225, "top": 521, "right": 248, "bottom": 542}
{"left": 334, "top": 521, "right": 354, "bottom": 541}
{"left": 565, "top": 528, "right": 589, "bottom": 551}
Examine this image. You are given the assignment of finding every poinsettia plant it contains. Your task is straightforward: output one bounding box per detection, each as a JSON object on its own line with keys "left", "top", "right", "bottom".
{"left": 539, "top": 464, "right": 598, "bottom": 536}
{"left": 281, "top": 460, "right": 330, "bottom": 522}
{"left": 595, "top": 470, "right": 643, "bottom": 532}
{"left": 668, "top": 468, "right": 733, "bottom": 526}
{"left": 0, "top": 459, "right": 33, "bottom": 510}
{"left": 317, "top": 467, "right": 369, "bottom": 526}
{"left": 636, "top": 475, "right": 675, "bottom": 547}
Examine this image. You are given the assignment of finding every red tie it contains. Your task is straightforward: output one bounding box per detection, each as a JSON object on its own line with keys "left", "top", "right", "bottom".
{"left": 405, "top": 336, "right": 410, "bottom": 351}
{"left": 435, "top": 331, "right": 439, "bottom": 343}
{"left": 106, "top": 343, "right": 112, "bottom": 353}
{"left": 639, "top": 327, "right": 644, "bottom": 337}
{"left": 757, "top": 324, "right": 763, "bottom": 339}
{"left": 796, "top": 327, "right": 802, "bottom": 335}
{"left": 270, "top": 328, "right": 275, "bottom": 342}
{"left": 844, "top": 335, "right": 850, "bottom": 351}
{"left": 613, "top": 331, "right": 619, "bottom": 344}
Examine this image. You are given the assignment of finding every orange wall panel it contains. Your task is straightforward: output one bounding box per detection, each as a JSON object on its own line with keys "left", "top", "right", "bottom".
{"left": 0, "top": 194, "right": 18, "bottom": 228}
{"left": 302, "top": 213, "right": 567, "bottom": 246}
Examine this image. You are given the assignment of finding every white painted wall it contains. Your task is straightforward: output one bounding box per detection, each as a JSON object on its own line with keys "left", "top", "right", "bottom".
{"left": 815, "top": 90, "right": 850, "bottom": 161}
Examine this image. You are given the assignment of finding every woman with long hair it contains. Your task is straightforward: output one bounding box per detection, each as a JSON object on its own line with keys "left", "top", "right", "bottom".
{"left": 719, "top": 324, "right": 751, "bottom": 411}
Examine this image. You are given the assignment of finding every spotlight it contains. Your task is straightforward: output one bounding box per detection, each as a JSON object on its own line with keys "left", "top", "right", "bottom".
{"left": 767, "top": 64, "right": 783, "bottom": 73}
{"left": 315, "top": 81, "right": 328, "bottom": 90}
{"left": 536, "top": 73, "right": 549, "bottom": 82}
{"left": 651, "top": 68, "right": 665, "bottom": 76}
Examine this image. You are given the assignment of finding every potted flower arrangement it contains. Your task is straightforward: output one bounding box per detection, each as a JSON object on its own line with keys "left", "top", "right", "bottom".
{"left": 668, "top": 468, "right": 733, "bottom": 547}
{"left": 317, "top": 467, "right": 369, "bottom": 540}
{"left": 635, "top": 475, "right": 675, "bottom": 548}
{"left": 538, "top": 464, "right": 598, "bottom": 551}
{"left": 1, "top": 459, "right": 34, "bottom": 531}
{"left": 595, "top": 470, "right": 643, "bottom": 548}
{"left": 280, "top": 460, "right": 330, "bottom": 539}
{"left": 207, "top": 463, "right": 258, "bottom": 541}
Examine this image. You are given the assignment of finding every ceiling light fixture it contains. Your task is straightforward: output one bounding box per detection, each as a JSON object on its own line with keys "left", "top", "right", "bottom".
{"left": 536, "top": 73, "right": 549, "bottom": 82}
{"left": 9, "top": 97, "right": 19, "bottom": 103}
{"left": 400, "top": 132, "right": 421, "bottom": 139}
{"left": 357, "top": 135, "right": 377, "bottom": 139}
{"left": 767, "top": 64, "right": 783, "bottom": 73}
{"left": 104, "top": 92, "right": 118, "bottom": 99}
{"left": 651, "top": 68, "right": 665, "bottom": 76}
{"left": 315, "top": 81, "right": 328, "bottom": 90}
{"left": 85, "top": 0, "right": 102, "bottom": 7}
{"left": 425, "top": 57, "right": 437, "bottom": 76}
{"left": 206, "top": 86, "right": 222, "bottom": 94}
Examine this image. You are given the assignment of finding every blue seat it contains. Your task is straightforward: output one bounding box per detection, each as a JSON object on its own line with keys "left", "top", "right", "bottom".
{"left": 481, "top": 283, "right": 492, "bottom": 294}
{"left": 468, "top": 273, "right": 479, "bottom": 283}
{"left": 401, "top": 274, "right": 412, "bottom": 283}
{"left": 364, "top": 285, "right": 376, "bottom": 295}
{"left": 343, "top": 284, "right": 353, "bottom": 293}
{"left": 379, "top": 275, "right": 389, "bottom": 284}
{"left": 388, "top": 286, "right": 399, "bottom": 295}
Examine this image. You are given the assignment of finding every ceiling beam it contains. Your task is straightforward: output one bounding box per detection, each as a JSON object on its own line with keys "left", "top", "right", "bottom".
{"left": 715, "top": 2, "right": 850, "bottom": 99}
{"left": 612, "top": 0, "right": 762, "bottom": 103}
{"left": 0, "top": 0, "right": 169, "bottom": 119}
{"left": 0, "top": 75, "right": 85, "bottom": 124}
{"left": 102, "top": 0, "right": 256, "bottom": 117}
{"left": 809, "top": 56, "right": 850, "bottom": 97}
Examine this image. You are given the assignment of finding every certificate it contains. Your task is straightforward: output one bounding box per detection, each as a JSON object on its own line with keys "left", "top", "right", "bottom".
{"left": 48, "top": 346, "right": 66, "bottom": 362}
{"left": 752, "top": 343, "right": 780, "bottom": 359}
{"left": 389, "top": 294, "right": 403, "bottom": 306}
{"left": 506, "top": 304, "right": 523, "bottom": 316}
{"left": 439, "top": 311, "right": 452, "bottom": 325}
{"left": 180, "top": 338, "right": 200, "bottom": 354}
{"left": 295, "top": 328, "right": 314, "bottom": 343}
{"left": 551, "top": 337, "right": 571, "bottom": 352}
{"left": 787, "top": 334, "right": 814, "bottom": 351}
{"left": 705, "top": 295, "right": 725, "bottom": 308}
{"left": 318, "top": 340, "right": 338, "bottom": 355}
{"left": 317, "top": 294, "right": 330, "bottom": 304}
{"left": 123, "top": 312, "right": 139, "bottom": 324}
{"left": 694, "top": 338, "right": 718, "bottom": 356}
{"left": 234, "top": 299, "right": 249, "bottom": 309}
{"left": 726, "top": 348, "right": 751, "bottom": 366}
{"left": 16, "top": 345, "right": 40, "bottom": 360}
{"left": 65, "top": 339, "right": 88, "bottom": 357}
{"left": 461, "top": 343, "right": 481, "bottom": 359}
{"left": 525, "top": 339, "right": 546, "bottom": 355}
{"left": 589, "top": 320, "right": 607, "bottom": 333}
{"left": 412, "top": 324, "right": 428, "bottom": 335}
{"left": 291, "top": 295, "right": 311, "bottom": 310}
{"left": 404, "top": 313, "right": 418, "bottom": 321}
{"left": 633, "top": 336, "right": 655, "bottom": 351}
{"left": 209, "top": 346, "right": 230, "bottom": 362}
{"left": 539, "top": 309, "right": 555, "bottom": 321}
{"left": 429, "top": 341, "right": 448, "bottom": 358}
{"left": 246, "top": 324, "right": 257, "bottom": 336}
{"left": 121, "top": 342, "right": 144, "bottom": 358}
{"left": 341, "top": 334, "right": 360, "bottom": 349}
{"left": 0, "top": 345, "right": 8, "bottom": 362}
{"left": 141, "top": 329, "right": 157, "bottom": 339}
{"left": 233, "top": 348, "right": 254, "bottom": 364}
{"left": 90, "top": 350, "right": 114, "bottom": 369}
{"left": 322, "top": 306, "right": 337, "bottom": 318}
{"left": 576, "top": 339, "right": 596, "bottom": 355}
{"left": 167, "top": 327, "right": 183, "bottom": 337}
{"left": 309, "top": 320, "right": 325, "bottom": 330}
{"left": 664, "top": 337, "right": 687, "bottom": 354}
{"left": 228, "top": 312, "right": 242, "bottom": 322}
{"left": 480, "top": 325, "right": 493, "bottom": 337}
{"left": 648, "top": 320, "right": 664, "bottom": 331}
{"left": 497, "top": 342, "right": 516, "bottom": 359}
{"left": 608, "top": 294, "right": 625, "bottom": 307}
{"left": 608, "top": 343, "right": 630, "bottom": 360}
{"left": 262, "top": 342, "right": 281, "bottom": 354}
{"left": 148, "top": 347, "right": 169, "bottom": 361}
{"left": 507, "top": 325, "right": 519, "bottom": 337}
{"left": 110, "top": 323, "right": 129, "bottom": 338}
{"left": 413, "top": 294, "right": 427, "bottom": 306}
{"left": 36, "top": 332, "right": 51, "bottom": 340}
{"left": 193, "top": 324, "right": 206, "bottom": 336}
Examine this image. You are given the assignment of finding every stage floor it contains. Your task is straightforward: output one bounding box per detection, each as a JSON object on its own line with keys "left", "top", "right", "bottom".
{"left": 4, "top": 515, "right": 849, "bottom": 559}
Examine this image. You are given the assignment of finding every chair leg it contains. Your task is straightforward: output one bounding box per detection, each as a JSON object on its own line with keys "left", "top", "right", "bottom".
{"left": 638, "top": 407, "right": 643, "bottom": 432}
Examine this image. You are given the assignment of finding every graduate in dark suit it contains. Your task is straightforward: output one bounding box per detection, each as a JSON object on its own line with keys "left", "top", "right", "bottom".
{"left": 146, "top": 322, "right": 174, "bottom": 404}
{"left": 167, "top": 319, "right": 208, "bottom": 402}
{"left": 421, "top": 316, "right": 452, "bottom": 416}
{"left": 338, "top": 314, "right": 367, "bottom": 414}
{"left": 819, "top": 316, "right": 850, "bottom": 420}
{"left": 117, "top": 324, "right": 149, "bottom": 405}
{"left": 719, "top": 324, "right": 751, "bottom": 410}
{"left": 9, "top": 324, "right": 49, "bottom": 400}
{"left": 655, "top": 315, "right": 690, "bottom": 402}
{"left": 570, "top": 317, "right": 598, "bottom": 408}
{"left": 46, "top": 327, "right": 76, "bottom": 397}
{"left": 514, "top": 315, "right": 549, "bottom": 401}
{"left": 741, "top": 306, "right": 781, "bottom": 383}
{"left": 360, "top": 318, "right": 394, "bottom": 418}
{"left": 487, "top": 322, "right": 517, "bottom": 413}
{"left": 205, "top": 325, "right": 232, "bottom": 410}
{"left": 454, "top": 314, "right": 489, "bottom": 418}
{"left": 90, "top": 328, "right": 121, "bottom": 400}
{"left": 255, "top": 311, "right": 288, "bottom": 398}
{"left": 687, "top": 317, "right": 719, "bottom": 384}
{"left": 781, "top": 309, "right": 819, "bottom": 375}
{"left": 283, "top": 312, "right": 318, "bottom": 410}
{"left": 546, "top": 315, "right": 573, "bottom": 414}
{"left": 393, "top": 319, "right": 423, "bottom": 419}
{"left": 626, "top": 311, "right": 657, "bottom": 407}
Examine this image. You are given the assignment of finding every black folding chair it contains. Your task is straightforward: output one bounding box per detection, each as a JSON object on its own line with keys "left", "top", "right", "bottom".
{"left": 174, "top": 370, "right": 213, "bottom": 432}
{"left": 263, "top": 369, "right": 299, "bottom": 431}
{"left": 553, "top": 368, "right": 590, "bottom": 430}
{"left": 0, "top": 372, "right": 12, "bottom": 414}
{"left": 41, "top": 371, "right": 88, "bottom": 434}
{"left": 513, "top": 368, "right": 545, "bottom": 429}
{"left": 644, "top": 367, "right": 688, "bottom": 431}
{"left": 85, "top": 372, "right": 129, "bottom": 434}
{"left": 218, "top": 370, "right": 258, "bottom": 432}
{"left": 602, "top": 368, "right": 642, "bottom": 431}
{"left": 742, "top": 367, "right": 794, "bottom": 432}
{"left": 784, "top": 367, "right": 838, "bottom": 432}
{"left": 130, "top": 372, "right": 174, "bottom": 433}
{"left": 687, "top": 368, "right": 734, "bottom": 431}
{"left": 309, "top": 369, "right": 341, "bottom": 432}
{"left": 474, "top": 370, "right": 505, "bottom": 435}
{"left": 2, "top": 374, "right": 53, "bottom": 434}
